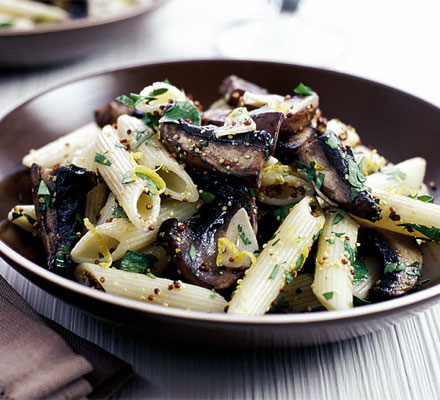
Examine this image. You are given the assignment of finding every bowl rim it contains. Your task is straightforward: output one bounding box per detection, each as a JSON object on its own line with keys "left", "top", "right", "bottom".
{"left": 0, "top": 0, "right": 167, "bottom": 37}
{"left": 1, "top": 58, "right": 439, "bottom": 326}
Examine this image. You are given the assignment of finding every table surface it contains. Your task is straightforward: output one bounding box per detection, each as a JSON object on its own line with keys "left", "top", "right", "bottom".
{"left": 1, "top": 1, "right": 440, "bottom": 399}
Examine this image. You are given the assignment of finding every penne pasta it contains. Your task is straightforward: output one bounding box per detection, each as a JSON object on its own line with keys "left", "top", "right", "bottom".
{"left": 75, "top": 263, "right": 226, "bottom": 312}
{"left": 0, "top": 0, "right": 68, "bottom": 22}
{"left": 22, "top": 122, "right": 101, "bottom": 168}
{"left": 326, "top": 119, "right": 361, "bottom": 149}
{"left": 71, "top": 199, "right": 200, "bottom": 263}
{"left": 352, "top": 189, "right": 440, "bottom": 241}
{"left": 352, "top": 256, "right": 382, "bottom": 300}
{"left": 7, "top": 204, "right": 37, "bottom": 234}
{"left": 116, "top": 115, "right": 199, "bottom": 202}
{"left": 227, "top": 196, "right": 325, "bottom": 315}
{"left": 312, "top": 208, "right": 359, "bottom": 310}
{"left": 95, "top": 124, "right": 162, "bottom": 231}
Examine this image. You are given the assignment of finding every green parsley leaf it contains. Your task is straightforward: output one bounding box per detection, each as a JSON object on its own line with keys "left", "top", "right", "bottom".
{"left": 312, "top": 229, "right": 323, "bottom": 242}
{"left": 55, "top": 253, "right": 67, "bottom": 268}
{"left": 149, "top": 88, "right": 168, "bottom": 97}
{"left": 294, "top": 82, "right": 313, "bottom": 96}
{"left": 408, "top": 194, "right": 435, "bottom": 203}
{"left": 200, "top": 191, "right": 216, "bottom": 203}
{"left": 122, "top": 171, "right": 135, "bottom": 184}
{"left": 397, "top": 223, "right": 440, "bottom": 242}
{"left": 274, "top": 204, "right": 294, "bottom": 225}
{"left": 352, "top": 259, "right": 368, "bottom": 283}
{"left": 118, "top": 250, "right": 158, "bottom": 274}
{"left": 332, "top": 213, "right": 344, "bottom": 225}
{"left": 0, "top": 21, "right": 13, "bottom": 28}
{"left": 62, "top": 245, "right": 70, "bottom": 252}
{"left": 334, "top": 232, "right": 345, "bottom": 237}
{"left": 325, "top": 238, "right": 335, "bottom": 244}
{"left": 95, "top": 153, "right": 112, "bottom": 166}
{"left": 272, "top": 238, "right": 280, "bottom": 246}
{"left": 384, "top": 262, "right": 407, "bottom": 274}
{"left": 381, "top": 165, "right": 407, "bottom": 181}
{"left": 284, "top": 270, "right": 295, "bottom": 285}
{"left": 37, "top": 180, "right": 51, "bottom": 211}
{"left": 237, "top": 224, "right": 243, "bottom": 233}
{"left": 354, "top": 296, "right": 371, "bottom": 306}
{"left": 326, "top": 134, "right": 340, "bottom": 149}
{"left": 200, "top": 139, "right": 209, "bottom": 147}
{"left": 159, "top": 100, "right": 201, "bottom": 126}
{"left": 295, "top": 254, "right": 304, "bottom": 270}
{"left": 315, "top": 172, "right": 325, "bottom": 190}
{"left": 323, "top": 292, "right": 334, "bottom": 300}
{"left": 133, "top": 131, "right": 155, "bottom": 150}
{"left": 135, "top": 172, "right": 158, "bottom": 195}
{"left": 269, "top": 264, "right": 280, "bottom": 279}
{"left": 112, "top": 206, "right": 128, "bottom": 219}
{"left": 11, "top": 212, "right": 21, "bottom": 220}
{"left": 189, "top": 243, "right": 197, "bottom": 261}
{"left": 240, "top": 232, "right": 252, "bottom": 246}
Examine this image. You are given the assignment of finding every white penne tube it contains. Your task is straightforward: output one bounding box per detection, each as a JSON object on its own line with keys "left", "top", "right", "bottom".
{"left": 326, "top": 119, "right": 360, "bottom": 148}
{"left": 135, "top": 82, "right": 187, "bottom": 114}
{"left": 75, "top": 263, "right": 226, "bottom": 313}
{"left": 352, "top": 256, "right": 382, "bottom": 300}
{"left": 22, "top": 122, "right": 100, "bottom": 168}
{"left": 312, "top": 209, "right": 359, "bottom": 310}
{"left": 352, "top": 189, "right": 440, "bottom": 241}
{"left": 0, "top": 0, "right": 68, "bottom": 22}
{"left": 116, "top": 115, "right": 199, "bottom": 202}
{"left": 71, "top": 200, "right": 199, "bottom": 263}
{"left": 258, "top": 162, "right": 314, "bottom": 206}
{"left": 71, "top": 142, "right": 97, "bottom": 172}
{"left": 353, "top": 145, "right": 386, "bottom": 176}
{"left": 7, "top": 205, "right": 37, "bottom": 234}
{"left": 270, "top": 273, "right": 323, "bottom": 313}
{"left": 227, "top": 196, "right": 325, "bottom": 315}
{"left": 95, "top": 125, "right": 161, "bottom": 231}
{"left": 366, "top": 157, "right": 426, "bottom": 192}
{"left": 97, "top": 193, "right": 117, "bottom": 225}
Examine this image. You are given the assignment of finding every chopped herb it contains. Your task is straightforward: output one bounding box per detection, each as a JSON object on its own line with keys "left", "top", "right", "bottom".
{"left": 347, "top": 158, "right": 366, "bottom": 201}
{"left": 37, "top": 180, "right": 51, "bottom": 211}
{"left": 416, "top": 279, "right": 431, "bottom": 287}
{"left": 135, "top": 172, "right": 158, "bottom": 194}
{"left": 315, "top": 172, "right": 325, "bottom": 190}
{"left": 384, "top": 262, "right": 407, "bottom": 274}
{"left": 397, "top": 223, "right": 440, "bottom": 242}
{"left": 112, "top": 206, "right": 128, "bottom": 219}
{"left": 249, "top": 188, "right": 256, "bottom": 198}
{"left": 334, "top": 232, "right": 345, "bottom": 237}
{"left": 354, "top": 296, "right": 371, "bottom": 306}
{"left": 11, "top": 212, "right": 21, "bottom": 220}
{"left": 274, "top": 204, "right": 294, "bottom": 225}
{"left": 75, "top": 213, "right": 83, "bottom": 224}
{"left": 18, "top": 193, "right": 23, "bottom": 203}
{"left": 269, "top": 264, "right": 280, "bottom": 279}
{"left": 326, "top": 134, "right": 340, "bottom": 149}
{"left": 294, "top": 82, "right": 313, "bottom": 96}
{"left": 325, "top": 238, "right": 335, "bottom": 244}
{"left": 189, "top": 243, "right": 197, "bottom": 261}
{"left": 269, "top": 295, "right": 290, "bottom": 313}
{"left": 146, "top": 272, "right": 157, "bottom": 279}
{"left": 210, "top": 293, "right": 217, "bottom": 299}
{"left": 381, "top": 165, "right": 407, "bottom": 181}
{"left": 114, "top": 143, "right": 127, "bottom": 149}
{"left": 408, "top": 194, "right": 435, "bottom": 203}
{"left": 332, "top": 213, "right": 344, "bottom": 225}
{"left": 0, "top": 21, "right": 13, "bottom": 28}
{"left": 159, "top": 100, "right": 201, "bottom": 126}
{"left": 200, "top": 191, "right": 215, "bottom": 203}
{"left": 118, "top": 250, "right": 158, "bottom": 274}
{"left": 200, "top": 139, "right": 209, "bottom": 147}
{"left": 272, "top": 238, "right": 280, "bottom": 246}
{"left": 240, "top": 232, "right": 252, "bottom": 246}
{"left": 140, "top": 113, "right": 161, "bottom": 130}
{"left": 149, "top": 87, "right": 168, "bottom": 97}
{"left": 375, "top": 198, "right": 381, "bottom": 205}
{"left": 68, "top": 235, "right": 80, "bottom": 240}
{"left": 95, "top": 153, "right": 112, "bottom": 166}
{"left": 55, "top": 253, "right": 67, "bottom": 268}
{"left": 295, "top": 254, "right": 304, "bottom": 270}
{"left": 406, "top": 267, "right": 422, "bottom": 277}
{"left": 284, "top": 270, "right": 295, "bottom": 285}
{"left": 298, "top": 160, "right": 317, "bottom": 182}
{"left": 134, "top": 131, "right": 155, "bottom": 150}
{"left": 116, "top": 92, "right": 157, "bottom": 107}
{"left": 322, "top": 291, "right": 334, "bottom": 300}
{"left": 62, "top": 245, "right": 70, "bottom": 252}
{"left": 352, "top": 259, "right": 368, "bottom": 283}
{"left": 237, "top": 224, "right": 243, "bottom": 233}
{"left": 264, "top": 149, "right": 269, "bottom": 159}
{"left": 122, "top": 171, "right": 135, "bottom": 184}
{"left": 312, "top": 229, "right": 323, "bottom": 242}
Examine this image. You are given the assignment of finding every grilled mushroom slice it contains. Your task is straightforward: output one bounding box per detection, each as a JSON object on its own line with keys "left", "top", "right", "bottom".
{"left": 359, "top": 228, "right": 423, "bottom": 299}
{"left": 202, "top": 106, "right": 284, "bottom": 155}
{"left": 159, "top": 120, "right": 272, "bottom": 187}
{"left": 219, "top": 75, "right": 269, "bottom": 107}
{"left": 296, "top": 131, "right": 382, "bottom": 221}
{"left": 30, "top": 163, "right": 97, "bottom": 277}
{"left": 157, "top": 175, "right": 257, "bottom": 290}
{"left": 94, "top": 101, "right": 147, "bottom": 128}
{"left": 279, "top": 93, "right": 319, "bottom": 136}
{"left": 275, "top": 127, "right": 317, "bottom": 164}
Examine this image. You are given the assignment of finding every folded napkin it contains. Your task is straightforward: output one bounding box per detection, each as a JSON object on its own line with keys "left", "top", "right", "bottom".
{"left": 0, "top": 275, "right": 134, "bottom": 400}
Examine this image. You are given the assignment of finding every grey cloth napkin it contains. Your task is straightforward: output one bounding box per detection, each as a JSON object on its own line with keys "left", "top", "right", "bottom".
{"left": 0, "top": 275, "right": 134, "bottom": 400}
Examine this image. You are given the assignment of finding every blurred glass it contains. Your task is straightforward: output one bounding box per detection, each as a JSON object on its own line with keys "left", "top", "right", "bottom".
{"left": 215, "top": 0, "right": 348, "bottom": 67}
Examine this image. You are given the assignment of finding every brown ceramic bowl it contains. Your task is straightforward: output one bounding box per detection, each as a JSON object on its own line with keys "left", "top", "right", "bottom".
{"left": 1, "top": 60, "right": 440, "bottom": 348}
{"left": 0, "top": 0, "right": 167, "bottom": 68}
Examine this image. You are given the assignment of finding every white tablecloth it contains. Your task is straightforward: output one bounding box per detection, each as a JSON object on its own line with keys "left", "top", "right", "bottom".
{"left": 1, "top": 1, "right": 440, "bottom": 398}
